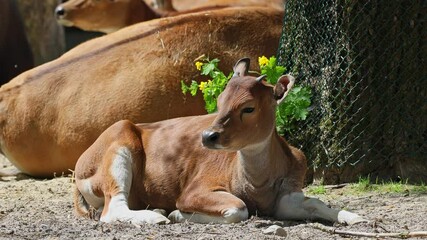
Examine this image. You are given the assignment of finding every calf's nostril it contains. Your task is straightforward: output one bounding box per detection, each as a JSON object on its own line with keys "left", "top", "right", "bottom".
{"left": 55, "top": 6, "right": 66, "bottom": 17}
{"left": 208, "top": 132, "right": 219, "bottom": 142}
{"left": 202, "top": 130, "right": 220, "bottom": 145}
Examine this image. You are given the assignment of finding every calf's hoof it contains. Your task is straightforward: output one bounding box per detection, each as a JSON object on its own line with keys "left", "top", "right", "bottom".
{"left": 338, "top": 210, "right": 368, "bottom": 225}
{"left": 136, "top": 210, "right": 170, "bottom": 225}
{"left": 152, "top": 208, "right": 167, "bottom": 217}
{"left": 102, "top": 210, "right": 171, "bottom": 225}
{"left": 168, "top": 210, "right": 186, "bottom": 223}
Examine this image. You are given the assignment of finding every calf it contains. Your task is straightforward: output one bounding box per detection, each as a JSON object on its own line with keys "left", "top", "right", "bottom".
{"left": 74, "top": 58, "right": 365, "bottom": 225}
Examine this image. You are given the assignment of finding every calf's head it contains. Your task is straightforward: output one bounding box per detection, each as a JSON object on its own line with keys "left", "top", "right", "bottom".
{"left": 202, "top": 58, "right": 295, "bottom": 151}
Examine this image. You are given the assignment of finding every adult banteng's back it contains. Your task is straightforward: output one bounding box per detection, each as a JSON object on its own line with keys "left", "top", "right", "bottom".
{"left": 55, "top": 0, "right": 283, "bottom": 33}
{"left": 0, "top": 6, "right": 283, "bottom": 177}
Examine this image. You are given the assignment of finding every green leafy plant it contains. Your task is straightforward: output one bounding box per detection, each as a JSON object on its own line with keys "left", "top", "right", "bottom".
{"left": 181, "top": 56, "right": 312, "bottom": 134}
{"left": 258, "top": 56, "right": 285, "bottom": 85}
{"left": 258, "top": 56, "right": 312, "bottom": 135}
{"left": 275, "top": 85, "right": 312, "bottom": 134}
{"left": 181, "top": 58, "right": 232, "bottom": 113}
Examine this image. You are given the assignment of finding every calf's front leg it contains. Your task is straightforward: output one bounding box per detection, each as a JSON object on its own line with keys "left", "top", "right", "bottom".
{"left": 82, "top": 146, "right": 170, "bottom": 225}
{"left": 169, "top": 191, "right": 249, "bottom": 224}
{"left": 275, "top": 192, "right": 366, "bottom": 225}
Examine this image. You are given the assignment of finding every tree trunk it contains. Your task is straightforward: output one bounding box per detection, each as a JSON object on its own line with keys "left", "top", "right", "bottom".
{"left": 16, "top": 0, "right": 66, "bottom": 66}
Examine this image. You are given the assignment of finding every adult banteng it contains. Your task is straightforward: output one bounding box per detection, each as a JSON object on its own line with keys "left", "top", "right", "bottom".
{"left": 0, "top": 7, "right": 283, "bottom": 177}
{"left": 55, "top": 0, "right": 283, "bottom": 33}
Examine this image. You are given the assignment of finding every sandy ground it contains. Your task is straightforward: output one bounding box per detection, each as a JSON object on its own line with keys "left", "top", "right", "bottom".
{"left": 1, "top": 156, "right": 426, "bottom": 239}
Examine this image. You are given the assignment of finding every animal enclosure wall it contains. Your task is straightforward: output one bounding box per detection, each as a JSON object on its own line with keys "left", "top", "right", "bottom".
{"left": 277, "top": 0, "right": 426, "bottom": 184}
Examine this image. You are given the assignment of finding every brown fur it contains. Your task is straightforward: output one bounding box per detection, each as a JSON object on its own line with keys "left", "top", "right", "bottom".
{"left": 0, "top": 7, "right": 283, "bottom": 177}
{"left": 74, "top": 66, "right": 307, "bottom": 219}
{"left": 170, "top": 0, "right": 283, "bottom": 11}
{"left": 56, "top": 0, "right": 284, "bottom": 33}
{"left": 56, "top": 0, "right": 159, "bottom": 33}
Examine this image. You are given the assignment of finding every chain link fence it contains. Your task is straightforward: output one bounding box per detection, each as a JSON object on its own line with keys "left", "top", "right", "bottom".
{"left": 277, "top": 0, "right": 426, "bottom": 184}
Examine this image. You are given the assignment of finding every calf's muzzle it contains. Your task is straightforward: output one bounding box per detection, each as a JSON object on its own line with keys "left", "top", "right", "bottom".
{"left": 201, "top": 130, "right": 220, "bottom": 149}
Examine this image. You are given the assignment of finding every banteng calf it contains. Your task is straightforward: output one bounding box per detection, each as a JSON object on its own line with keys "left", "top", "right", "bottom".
{"left": 74, "top": 58, "right": 365, "bottom": 225}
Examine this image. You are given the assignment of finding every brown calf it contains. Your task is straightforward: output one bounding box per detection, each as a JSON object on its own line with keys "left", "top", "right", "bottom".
{"left": 74, "top": 58, "right": 366, "bottom": 225}
{"left": 55, "top": 0, "right": 283, "bottom": 33}
{"left": 0, "top": 7, "right": 283, "bottom": 177}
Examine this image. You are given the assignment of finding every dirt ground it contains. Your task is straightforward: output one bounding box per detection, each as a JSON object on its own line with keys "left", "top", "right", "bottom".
{"left": 1, "top": 156, "right": 426, "bottom": 240}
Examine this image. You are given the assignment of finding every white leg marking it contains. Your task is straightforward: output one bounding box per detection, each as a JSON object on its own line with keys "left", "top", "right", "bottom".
{"left": 337, "top": 210, "right": 368, "bottom": 225}
{"left": 275, "top": 192, "right": 322, "bottom": 220}
{"left": 168, "top": 207, "right": 248, "bottom": 224}
{"left": 110, "top": 147, "right": 133, "bottom": 194}
{"left": 275, "top": 192, "right": 339, "bottom": 222}
{"left": 224, "top": 207, "right": 249, "bottom": 223}
{"left": 100, "top": 147, "right": 170, "bottom": 225}
{"left": 169, "top": 191, "right": 248, "bottom": 224}
{"left": 275, "top": 192, "right": 366, "bottom": 224}
{"left": 101, "top": 194, "right": 170, "bottom": 224}
{"left": 78, "top": 179, "right": 104, "bottom": 209}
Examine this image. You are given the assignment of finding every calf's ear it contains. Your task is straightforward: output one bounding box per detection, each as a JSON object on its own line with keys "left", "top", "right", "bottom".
{"left": 274, "top": 75, "right": 295, "bottom": 105}
{"left": 233, "top": 58, "right": 250, "bottom": 77}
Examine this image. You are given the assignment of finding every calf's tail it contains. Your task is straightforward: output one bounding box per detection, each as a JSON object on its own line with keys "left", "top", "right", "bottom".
{"left": 73, "top": 186, "right": 92, "bottom": 219}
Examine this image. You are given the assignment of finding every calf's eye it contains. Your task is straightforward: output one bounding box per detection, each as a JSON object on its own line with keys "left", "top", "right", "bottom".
{"left": 242, "top": 107, "right": 255, "bottom": 113}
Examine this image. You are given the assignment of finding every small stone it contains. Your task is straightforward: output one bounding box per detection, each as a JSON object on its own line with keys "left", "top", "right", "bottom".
{"left": 262, "top": 225, "right": 287, "bottom": 237}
